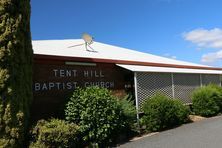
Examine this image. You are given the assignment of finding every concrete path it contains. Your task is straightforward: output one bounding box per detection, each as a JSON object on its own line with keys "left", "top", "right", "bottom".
{"left": 119, "top": 115, "right": 222, "bottom": 148}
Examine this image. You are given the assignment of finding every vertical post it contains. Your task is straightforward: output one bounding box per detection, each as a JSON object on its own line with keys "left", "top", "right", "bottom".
{"left": 171, "top": 73, "right": 175, "bottom": 99}
{"left": 134, "top": 72, "right": 140, "bottom": 120}
{"left": 200, "top": 74, "right": 202, "bottom": 87}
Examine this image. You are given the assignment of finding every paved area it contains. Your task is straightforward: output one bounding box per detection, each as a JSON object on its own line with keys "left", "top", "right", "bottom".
{"left": 120, "top": 115, "right": 222, "bottom": 148}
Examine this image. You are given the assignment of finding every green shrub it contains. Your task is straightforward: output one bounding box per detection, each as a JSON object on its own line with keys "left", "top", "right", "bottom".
{"left": 192, "top": 85, "right": 221, "bottom": 117}
{"left": 65, "top": 87, "right": 126, "bottom": 146}
{"left": 118, "top": 95, "right": 137, "bottom": 132}
{"left": 141, "top": 94, "right": 189, "bottom": 132}
{"left": 30, "top": 119, "right": 79, "bottom": 148}
{"left": 207, "top": 84, "right": 222, "bottom": 111}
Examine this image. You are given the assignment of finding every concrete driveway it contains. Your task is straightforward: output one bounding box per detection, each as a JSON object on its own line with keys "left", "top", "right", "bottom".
{"left": 119, "top": 115, "right": 222, "bottom": 148}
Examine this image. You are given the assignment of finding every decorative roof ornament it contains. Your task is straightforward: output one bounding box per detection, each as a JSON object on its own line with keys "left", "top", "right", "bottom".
{"left": 68, "top": 33, "right": 96, "bottom": 52}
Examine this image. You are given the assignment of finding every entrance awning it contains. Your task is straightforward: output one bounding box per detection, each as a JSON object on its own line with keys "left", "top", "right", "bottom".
{"left": 117, "top": 64, "right": 222, "bottom": 120}
{"left": 116, "top": 64, "right": 222, "bottom": 74}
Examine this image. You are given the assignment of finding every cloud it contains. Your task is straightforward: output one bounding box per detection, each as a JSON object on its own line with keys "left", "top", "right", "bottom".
{"left": 201, "top": 50, "right": 222, "bottom": 63}
{"left": 183, "top": 28, "right": 222, "bottom": 64}
{"left": 183, "top": 28, "right": 222, "bottom": 49}
{"left": 163, "top": 53, "right": 177, "bottom": 59}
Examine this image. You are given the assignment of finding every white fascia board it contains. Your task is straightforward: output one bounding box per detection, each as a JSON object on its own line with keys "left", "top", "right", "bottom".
{"left": 117, "top": 64, "right": 222, "bottom": 75}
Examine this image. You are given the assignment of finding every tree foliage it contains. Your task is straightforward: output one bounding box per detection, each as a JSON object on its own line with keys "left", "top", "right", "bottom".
{"left": 0, "top": 0, "right": 33, "bottom": 146}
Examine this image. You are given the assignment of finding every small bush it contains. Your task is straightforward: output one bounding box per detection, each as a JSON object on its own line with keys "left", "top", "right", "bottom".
{"left": 118, "top": 95, "right": 137, "bottom": 132}
{"left": 192, "top": 85, "right": 221, "bottom": 117}
{"left": 30, "top": 119, "right": 79, "bottom": 148}
{"left": 207, "top": 84, "right": 222, "bottom": 112}
{"left": 65, "top": 87, "right": 126, "bottom": 146}
{"left": 141, "top": 94, "right": 189, "bottom": 132}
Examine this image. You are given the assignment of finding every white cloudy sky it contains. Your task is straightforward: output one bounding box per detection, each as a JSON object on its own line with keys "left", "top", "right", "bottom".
{"left": 183, "top": 28, "right": 222, "bottom": 65}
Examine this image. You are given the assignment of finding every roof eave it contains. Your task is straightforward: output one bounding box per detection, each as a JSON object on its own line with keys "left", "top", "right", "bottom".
{"left": 34, "top": 54, "right": 222, "bottom": 71}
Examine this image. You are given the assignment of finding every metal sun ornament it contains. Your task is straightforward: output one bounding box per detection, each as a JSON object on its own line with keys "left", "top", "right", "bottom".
{"left": 68, "top": 33, "right": 95, "bottom": 52}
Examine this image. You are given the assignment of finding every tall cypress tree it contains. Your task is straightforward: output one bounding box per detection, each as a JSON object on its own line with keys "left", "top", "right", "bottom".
{"left": 0, "top": 0, "right": 33, "bottom": 147}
